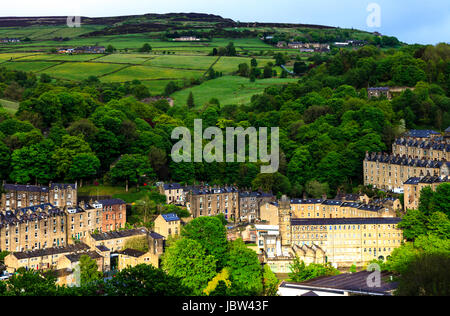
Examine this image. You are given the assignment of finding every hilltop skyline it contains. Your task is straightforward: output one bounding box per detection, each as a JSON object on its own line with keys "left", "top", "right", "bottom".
{"left": 0, "top": 0, "right": 449, "bottom": 45}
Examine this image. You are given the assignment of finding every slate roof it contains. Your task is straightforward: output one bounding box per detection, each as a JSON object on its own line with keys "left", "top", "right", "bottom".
{"left": 190, "top": 186, "right": 239, "bottom": 195}
{"left": 161, "top": 213, "right": 180, "bottom": 222}
{"left": 0, "top": 204, "right": 64, "bottom": 228}
{"left": 290, "top": 199, "right": 324, "bottom": 205}
{"left": 282, "top": 271, "right": 397, "bottom": 295}
{"left": 368, "top": 87, "right": 389, "bottom": 91}
{"left": 119, "top": 249, "right": 146, "bottom": 258}
{"left": 365, "top": 153, "right": 446, "bottom": 168}
{"left": 97, "top": 199, "right": 126, "bottom": 206}
{"left": 291, "top": 217, "right": 401, "bottom": 226}
{"left": 239, "top": 191, "right": 273, "bottom": 198}
{"left": 405, "top": 129, "right": 440, "bottom": 138}
{"left": 12, "top": 243, "right": 90, "bottom": 260}
{"left": 163, "top": 183, "right": 183, "bottom": 190}
{"left": 65, "top": 251, "right": 103, "bottom": 263}
{"left": 3, "top": 184, "right": 48, "bottom": 193}
{"left": 149, "top": 232, "right": 164, "bottom": 240}
{"left": 405, "top": 176, "right": 449, "bottom": 185}
{"left": 96, "top": 245, "right": 110, "bottom": 252}
{"left": 445, "top": 126, "right": 450, "bottom": 133}
{"left": 90, "top": 228, "right": 148, "bottom": 241}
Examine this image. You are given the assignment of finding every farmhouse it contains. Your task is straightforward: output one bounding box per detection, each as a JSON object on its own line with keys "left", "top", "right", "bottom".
{"left": 173, "top": 36, "right": 200, "bottom": 41}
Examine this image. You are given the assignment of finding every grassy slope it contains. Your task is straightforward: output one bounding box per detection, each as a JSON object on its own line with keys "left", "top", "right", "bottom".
{"left": 0, "top": 99, "right": 19, "bottom": 114}
{"left": 171, "top": 76, "right": 299, "bottom": 107}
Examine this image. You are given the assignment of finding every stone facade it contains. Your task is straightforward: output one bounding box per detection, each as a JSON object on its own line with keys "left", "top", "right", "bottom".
{"left": 1, "top": 183, "right": 77, "bottom": 210}
{"left": 404, "top": 175, "right": 450, "bottom": 210}
{"left": 186, "top": 186, "right": 239, "bottom": 221}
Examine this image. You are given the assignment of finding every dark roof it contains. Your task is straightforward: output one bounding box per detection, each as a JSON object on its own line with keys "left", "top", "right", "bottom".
{"left": 368, "top": 87, "right": 389, "bottom": 91}
{"left": 161, "top": 213, "right": 180, "bottom": 222}
{"left": 239, "top": 191, "right": 273, "bottom": 198}
{"left": 190, "top": 186, "right": 239, "bottom": 195}
{"left": 149, "top": 232, "right": 164, "bottom": 240}
{"left": 283, "top": 271, "right": 397, "bottom": 295}
{"left": 51, "top": 183, "right": 75, "bottom": 190}
{"left": 12, "top": 243, "right": 90, "bottom": 260}
{"left": 405, "top": 129, "right": 440, "bottom": 138}
{"left": 301, "top": 291, "right": 319, "bottom": 296}
{"left": 96, "top": 245, "right": 110, "bottom": 252}
{"left": 291, "top": 199, "right": 324, "bottom": 205}
{"left": 97, "top": 199, "right": 126, "bottom": 206}
{"left": 3, "top": 184, "right": 48, "bottom": 193}
{"left": 90, "top": 228, "right": 147, "bottom": 241}
{"left": 445, "top": 127, "right": 450, "bottom": 132}
{"left": 163, "top": 183, "right": 183, "bottom": 190}
{"left": 65, "top": 251, "right": 102, "bottom": 263}
{"left": 291, "top": 217, "right": 401, "bottom": 226}
{"left": 119, "top": 249, "right": 147, "bottom": 258}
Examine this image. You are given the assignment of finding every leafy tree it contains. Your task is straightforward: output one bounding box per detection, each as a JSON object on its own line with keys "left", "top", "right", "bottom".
{"left": 138, "top": 43, "right": 152, "bottom": 53}
{"left": 182, "top": 216, "right": 228, "bottom": 268}
{"left": 263, "top": 265, "right": 279, "bottom": 296}
{"left": 289, "top": 257, "right": 340, "bottom": 282}
{"left": 293, "top": 61, "right": 308, "bottom": 75}
{"left": 398, "top": 209, "right": 429, "bottom": 241}
{"left": 395, "top": 253, "right": 450, "bottom": 296}
{"left": 67, "top": 153, "right": 100, "bottom": 186}
{"left": 104, "top": 264, "right": 191, "bottom": 296}
{"left": 106, "top": 45, "right": 116, "bottom": 53}
{"left": 3, "top": 269, "right": 58, "bottom": 296}
{"left": 430, "top": 183, "right": 450, "bottom": 217}
{"left": 187, "top": 92, "right": 195, "bottom": 108}
{"left": 162, "top": 238, "right": 217, "bottom": 295}
{"left": 110, "top": 154, "right": 155, "bottom": 191}
{"left": 226, "top": 239, "right": 263, "bottom": 296}
{"left": 79, "top": 255, "right": 102, "bottom": 286}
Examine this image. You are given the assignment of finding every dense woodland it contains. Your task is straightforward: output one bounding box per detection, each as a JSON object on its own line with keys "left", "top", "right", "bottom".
{"left": 0, "top": 43, "right": 448, "bottom": 198}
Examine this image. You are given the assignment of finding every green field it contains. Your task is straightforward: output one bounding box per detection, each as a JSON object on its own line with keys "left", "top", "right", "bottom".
{"left": 171, "top": 76, "right": 299, "bottom": 107}
{"left": 2, "top": 61, "right": 60, "bottom": 72}
{"left": 101, "top": 65, "right": 204, "bottom": 83}
{"left": 41, "top": 62, "right": 126, "bottom": 81}
{"left": 144, "top": 55, "right": 219, "bottom": 70}
{"left": 0, "top": 99, "right": 19, "bottom": 114}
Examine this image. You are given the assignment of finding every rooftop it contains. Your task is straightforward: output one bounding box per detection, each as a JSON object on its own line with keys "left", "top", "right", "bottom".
{"left": 65, "top": 251, "right": 102, "bottom": 263}
{"left": 12, "top": 243, "right": 90, "bottom": 260}
{"left": 405, "top": 129, "right": 440, "bottom": 138}
{"left": 97, "top": 199, "right": 126, "bottom": 206}
{"left": 280, "top": 271, "right": 397, "bottom": 296}
{"left": 161, "top": 213, "right": 180, "bottom": 222}
{"left": 90, "top": 228, "right": 148, "bottom": 241}
{"left": 119, "top": 248, "right": 147, "bottom": 258}
{"left": 291, "top": 217, "right": 401, "bottom": 226}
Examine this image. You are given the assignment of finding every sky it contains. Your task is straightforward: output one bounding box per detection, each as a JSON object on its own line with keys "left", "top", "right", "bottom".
{"left": 1, "top": 0, "right": 449, "bottom": 45}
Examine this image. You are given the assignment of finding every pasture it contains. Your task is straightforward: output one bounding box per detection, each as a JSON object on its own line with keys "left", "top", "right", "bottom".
{"left": 171, "top": 76, "right": 299, "bottom": 107}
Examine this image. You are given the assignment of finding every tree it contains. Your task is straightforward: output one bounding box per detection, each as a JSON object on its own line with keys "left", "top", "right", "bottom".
{"left": 104, "top": 264, "right": 190, "bottom": 296}
{"left": 52, "top": 135, "right": 92, "bottom": 178}
{"left": 293, "top": 61, "right": 308, "bottom": 75}
{"left": 395, "top": 253, "right": 450, "bottom": 296}
{"left": 187, "top": 92, "right": 195, "bottom": 108}
{"left": 67, "top": 153, "right": 100, "bottom": 186}
{"left": 263, "top": 265, "right": 279, "bottom": 296}
{"left": 289, "top": 257, "right": 340, "bottom": 283}
{"left": 430, "top": 183, "right": 450, "bottom": 217}
{"left": 162, "top": 238, "right": 217, "bottom": 295}
{"left": 305, "top": 180, "right": 329, "bottom": 198}
{"left": 110, "top": 154, "right": 155, "bottom": 191}
{"left": 251, "top": 58, "right": 258, "bottom": 68}
{"left": 398, "top": 209, "right": 428, "bottom": 241}
{"left": 2, "top": 269, "right": 59, "bottom": 296}
{"left": 79, "top": 255, "right": 102, "bottom": 286}
{"left": 182, "top": 216, "right": 228, "bottom": 268}
{"left": 139, "top": 43, "right": 152, "bottom": 53}
{"left": 226, "top": 239, "right": 263, "bottom": 296}
{"left": 106, "top": 45, "right": 116, "bottom": 53}
{"left": 238, "top": 63, "right": 250, "bottom": 77}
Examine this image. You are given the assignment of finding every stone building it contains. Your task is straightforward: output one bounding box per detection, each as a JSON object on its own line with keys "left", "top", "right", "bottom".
{"left": 403, "top": 175, "right": 449, "bottom": 210}
{"left": 1, "top": 183, "right": 77, "bottom": 210}
{"left": 238, "top": 191, "right": 274, "bottom": 223}
{"left": 85, "top": 228, "right": 149, "bottom": 253}
{"left": 117, "top": 248, "right": 159, "bottom": 270}
{"left": 364, "top": 152, "right": 446, "bottom": 192}
{"left": 158, "top": 183, "right": 185, "bottom": 205}
{"left": 0, "top": 202, "right": 105, "bottom": 253}
{"left": 154, "top": 213, "right": 181, "bottom": 238}
{"left": 186, "top": 186, "right": 239, "bottom": 221}
{"left": 91, "top": 199, "right": 126, "bottom": 232}
{"left": 259, "top": 197, "right": 403, "bottom": 268}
